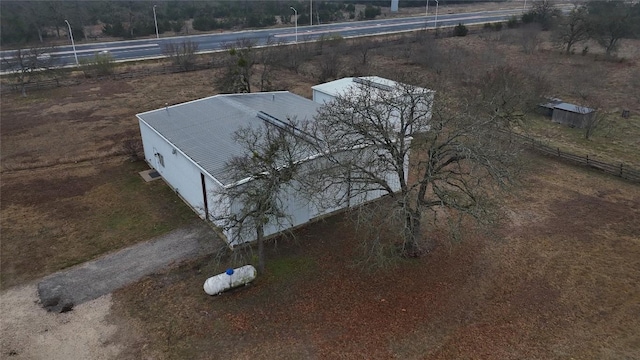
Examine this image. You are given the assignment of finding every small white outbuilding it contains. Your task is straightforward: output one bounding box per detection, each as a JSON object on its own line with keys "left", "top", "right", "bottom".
{"left": 138, "top": 77, "right": 431, "bottom": 246}
{"left": 312, "top": 76, "right": 434, "bottom": 130}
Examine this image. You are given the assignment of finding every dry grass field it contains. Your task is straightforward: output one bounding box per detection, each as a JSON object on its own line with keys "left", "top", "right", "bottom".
{"left": 1, "top": 20, "right": 639, "bottom": 358}
{"left": 113, "top": 158, "right": 640, "bottom": 359}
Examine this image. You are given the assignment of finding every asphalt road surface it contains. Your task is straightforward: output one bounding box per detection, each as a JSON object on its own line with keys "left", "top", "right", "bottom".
{"left": 1, "top": 8, "right": 525, "bottom": 69}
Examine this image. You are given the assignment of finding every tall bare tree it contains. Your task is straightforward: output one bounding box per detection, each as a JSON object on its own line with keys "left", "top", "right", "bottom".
{"left": 307, "top": 69, "right": 539, "bottom": 259}
{"left": 256, "top": 36, "right": 276, "bottom": 91}
{"left": 216, "top": 39, "right": 256, "bottom": 93}
{"left": 526, "top": 0, "right": 560, "bottom": 30}
{"left": 214, "top": 119, "right": 309, "bottom": 273}
{"left": 587, "top": 1, "right": 638, "bottom": 57}
{"left": 553, "top": 4, "right": 590, "bottom": 55}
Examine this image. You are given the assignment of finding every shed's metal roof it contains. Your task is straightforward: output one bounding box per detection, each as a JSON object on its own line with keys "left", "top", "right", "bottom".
{"left": 539, "top": 98, "right": 564, "bottom": 109}
{"left": 137, "top": 92, "right": 320, "bottom": 186}
{"left": 553, "top": 102, "right": 594, "bottom": 114}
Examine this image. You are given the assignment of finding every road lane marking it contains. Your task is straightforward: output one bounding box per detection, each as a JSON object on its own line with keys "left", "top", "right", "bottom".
{"left": 50, "top": 43, "right": 159, "bottom": 56}
{"left": 274, "top": 13, "right": 514, "bottom": 38}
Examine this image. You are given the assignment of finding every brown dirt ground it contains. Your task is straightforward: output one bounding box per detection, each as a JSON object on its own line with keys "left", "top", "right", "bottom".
{"left": 112, "top": 157, "right": 640, "bottom": 359}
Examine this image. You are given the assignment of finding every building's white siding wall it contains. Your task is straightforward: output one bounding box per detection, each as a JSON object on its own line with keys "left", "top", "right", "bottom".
{"left": 139, "top": 120, "right": 222, "bottom": 219}
{"left": 220, "top": 151, "right": 410, "bottom": 246}
{"left": 312, "top": 90, "right": 336, "bottom": 105}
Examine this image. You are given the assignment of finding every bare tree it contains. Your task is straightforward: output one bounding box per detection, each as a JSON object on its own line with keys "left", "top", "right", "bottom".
{"left": 307, "top": 69, "right": 539, "bottom": 260}
{"left": 582, "top": 103, "right": 607, "bottom": 140}
{"left": 353, "top": 38, "right": 378, "bottom": 66}
{"left": 553, "top": 4, "right": 590, "bottom": 55}
{"left": 214, "top": 119, "right": 309, "bottom": 273}
{"left": 256, "top": 36, "right": 276, "bottom": 91}
{"left": 271, "top": 36, "right": 315, "bottom": 74}
{"left": 520, "top": 24, "right": 542, "bottom": 54}
{"left": 526, "top": 0, "right": 561, "bottom": 30}
{"left": 216, "top": 38, "right": 256, "bottom": 93}
{"left": 162, "top": 40, "right": 199, "bottom": 71}
{"left": 316, "top": 50, "right": 342, "bottom": 82}
{"left": 22, "top": 2, "right": 49, "bottom": 43}
{"left": 587, "top": 1, "right": 638, "bottom": 57}
{"left": 1, "top": 47, "right": 56, "bottom": 96}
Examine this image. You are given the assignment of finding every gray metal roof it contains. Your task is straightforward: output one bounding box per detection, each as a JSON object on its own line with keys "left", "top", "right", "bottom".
{"left": 137, "top": 92, "right": 320, "bottom": 186}
{"left": 311, "top": 76, "right": 432, "bottom": 103}
{"left": 540, "top": 98, "right": 564, "bottom": 109}
{"left": 553, "top": 102, "right": 594, "bottom": 114}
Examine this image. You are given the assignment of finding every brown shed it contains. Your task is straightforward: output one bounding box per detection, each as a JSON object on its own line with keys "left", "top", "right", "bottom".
{"left": 552, "top": 103, "right": 596, "bottom": 129}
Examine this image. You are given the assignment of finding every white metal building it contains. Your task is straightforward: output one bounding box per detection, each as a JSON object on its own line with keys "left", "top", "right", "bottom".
{"left": 312, "top": 76, "right": 434, "bottom": 129}
{"left": 138, "top": 77, "right": 429, "bottom": 246}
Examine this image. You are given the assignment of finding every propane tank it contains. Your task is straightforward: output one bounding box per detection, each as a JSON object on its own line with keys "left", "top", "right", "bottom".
{"left": 203, "top": 265, "right": 257, "bottom": 295}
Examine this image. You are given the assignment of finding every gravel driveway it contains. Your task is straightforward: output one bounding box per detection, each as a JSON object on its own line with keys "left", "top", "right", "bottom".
{"left": 37, "top": 222, "right": 220, "bottom": 312}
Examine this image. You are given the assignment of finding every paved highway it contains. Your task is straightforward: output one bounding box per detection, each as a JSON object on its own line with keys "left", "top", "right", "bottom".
{"left": 1, "top": 8, "right": 525, "bottom": 69}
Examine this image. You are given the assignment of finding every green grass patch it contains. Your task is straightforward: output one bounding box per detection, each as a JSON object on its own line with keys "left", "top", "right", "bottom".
{"left": 265, "top": 255, "right": 316, "bottom": 281}
{"left": 522, "top": 113, "right": 640, "bottom": 168}
{"left": 0, "top": 159, "right": 199, "bottom": 289}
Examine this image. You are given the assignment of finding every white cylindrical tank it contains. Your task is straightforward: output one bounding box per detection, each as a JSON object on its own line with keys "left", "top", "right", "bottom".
{"left": 203, "top": 265, "right": 257, "bottom": 295}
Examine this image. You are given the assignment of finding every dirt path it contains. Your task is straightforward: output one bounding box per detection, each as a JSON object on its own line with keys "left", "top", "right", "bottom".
{"left": 1, "top": 221, "right": 222, "bottom": 359}
{"left": 37, "top": 222, "right": 219, "bottom": 312}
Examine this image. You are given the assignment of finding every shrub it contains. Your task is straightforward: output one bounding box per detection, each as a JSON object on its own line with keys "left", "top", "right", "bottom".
{"left": 123, "top": 138, "right": 143, "bottom": 161}
{"left": 521, "top": 11, "right": 535, "bottom": 24}
{"left": 453, "top": 23, "right": 469, "bottom": 37}
{"left": 79, "top": 52, "right": 116, "bottom": 78}
{"left": 163, "top": 40, "right": 199, "bottom": 71}
{"left": 363, "top": 5, "right": 381, "bottom": 20}
{"left": 507, "top": 16, "right": 520, "bottom": 29}
{"left": 494, "top": 22, "right": 503, "bottom": 31}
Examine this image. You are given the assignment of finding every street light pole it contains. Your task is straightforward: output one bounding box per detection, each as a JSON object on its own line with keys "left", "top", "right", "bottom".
{"left": 425, "top": 0, "right": 429, "bottom": 29}
{"left": 153, "top": 5, "right": 159, "bottom": 39}
{"left": 523, "top": 0, "right": 527, "bottom": 10}
{"left": 310, "top": 0, "right": 313, "bottom": 26}
{"left": 64, "top": 19, "right": 79, "bottom": 66}
{"left": 434, "top": 0, "right": 439, "bottom": 33}
{"left": 290, "top": 7, "right": 298, "bottom": 43}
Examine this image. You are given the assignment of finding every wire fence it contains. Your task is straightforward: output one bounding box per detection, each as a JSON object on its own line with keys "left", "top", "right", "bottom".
{"left": 0, "top": 77, "right": 81, "bottom": 93}
{"left": 509, "top": 131, "right": 640, "bottom": 183}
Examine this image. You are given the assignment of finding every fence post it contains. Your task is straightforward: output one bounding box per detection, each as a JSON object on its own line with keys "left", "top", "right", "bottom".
{"left": 557, "top": 147, "right": 560, "bottom": 157}
{"left": 620, "top": 163, "right": 623, "bottom": 177}
{"left": 586, "top": 154, "right": 589, "bottom": 166}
